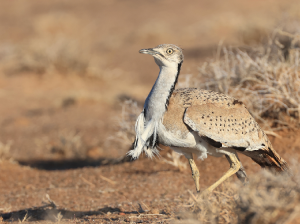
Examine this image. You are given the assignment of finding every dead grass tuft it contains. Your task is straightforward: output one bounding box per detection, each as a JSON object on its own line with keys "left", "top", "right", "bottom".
{"left": 180, "top": 168, "right": 300, "bottom": 224}
{"left": 192, "top": 29, "right": 300, "bottom": 130}
{"left": 237, "top": 170, "right": 300, "bottom": 224}
{"left": 182, "top": 183, "right": 238, "bottom": 224}
{"left": 160, "top": 151, "right": 188, "bottom": 171}
{"left": 35, "top": 131, "right": 89, "bottom": 160}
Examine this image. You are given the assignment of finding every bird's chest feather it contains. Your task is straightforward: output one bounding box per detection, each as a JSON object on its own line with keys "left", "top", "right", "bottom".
{"left": 157, "top": 103, "right": 196, "bottom": 147}
{"left": 162, "top": 105, "right": 189, "bottom": 136}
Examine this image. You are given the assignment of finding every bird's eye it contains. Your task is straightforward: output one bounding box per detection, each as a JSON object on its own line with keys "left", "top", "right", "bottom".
{"left": 166, "top": 48, "right": 174, "bottom": 54}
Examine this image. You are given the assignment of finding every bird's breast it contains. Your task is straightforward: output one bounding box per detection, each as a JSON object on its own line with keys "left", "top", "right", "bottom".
{"left": 157, "top": 121, "right": 197, "bottom": 148}
{"left": 157, "top": 104, "right": 196, "bottom": 148}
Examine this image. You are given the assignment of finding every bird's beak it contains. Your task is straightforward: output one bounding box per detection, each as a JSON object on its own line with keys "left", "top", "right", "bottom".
{"left": 139, "top": 48, "right": 158, "bottom": 55}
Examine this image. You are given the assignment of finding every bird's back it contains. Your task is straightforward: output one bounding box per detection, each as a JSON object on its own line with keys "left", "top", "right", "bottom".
{"left": 163, "top": 88, "right": 251, "bottom": 141}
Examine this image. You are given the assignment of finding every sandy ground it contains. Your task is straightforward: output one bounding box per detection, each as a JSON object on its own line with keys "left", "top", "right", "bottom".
{"left": 0, "top": 0, "right": 300, "bottom": 223}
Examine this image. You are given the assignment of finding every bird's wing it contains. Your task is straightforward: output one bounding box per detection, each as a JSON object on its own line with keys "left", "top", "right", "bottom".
{"left": 183, "top": 102, "right": 264, "bottom": 150}
{"left": 170, "top": 88, "right": 265, "bottom": 149}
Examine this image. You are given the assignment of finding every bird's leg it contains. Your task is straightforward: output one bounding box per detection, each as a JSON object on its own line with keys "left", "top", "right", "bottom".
{"left": 225, "top": 154, "right": 248, "bottom": 184}
{"left": 188, "top": 157, "right": 200, "bottom": 193}
{"left": 201, "top": 153, "right": 240, "bottom": 195}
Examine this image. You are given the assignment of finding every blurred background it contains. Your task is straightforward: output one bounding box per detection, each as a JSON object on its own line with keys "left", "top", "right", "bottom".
{"left": 1, "top": 0, "right": 300, "bottom": 223}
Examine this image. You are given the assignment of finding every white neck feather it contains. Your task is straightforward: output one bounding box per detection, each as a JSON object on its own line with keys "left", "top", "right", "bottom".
{"left": 144, "top": 64, "right": 179, "bottom": 121}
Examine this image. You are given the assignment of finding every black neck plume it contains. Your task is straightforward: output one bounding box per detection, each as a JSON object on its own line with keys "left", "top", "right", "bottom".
{"left": 165, "top": 62, "right": 182, "bottom": 109}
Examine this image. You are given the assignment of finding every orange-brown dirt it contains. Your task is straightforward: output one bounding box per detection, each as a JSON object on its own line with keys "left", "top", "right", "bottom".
{"left": 0, "top": 0, "right": 300, "bottom": 223}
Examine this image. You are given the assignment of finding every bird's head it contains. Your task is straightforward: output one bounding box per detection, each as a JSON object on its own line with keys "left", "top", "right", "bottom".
{"left": 139, "top": 44, "right": 184, "bottom": 67}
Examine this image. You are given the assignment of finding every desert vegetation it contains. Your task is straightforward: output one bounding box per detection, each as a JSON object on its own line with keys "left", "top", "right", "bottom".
{"left": 195, "top": 29, "right": 300, "bottom": 131}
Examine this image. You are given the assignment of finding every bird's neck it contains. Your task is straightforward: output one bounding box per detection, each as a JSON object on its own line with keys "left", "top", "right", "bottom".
{"left": 144, "top": 63, "right": 182, "bottom": 121}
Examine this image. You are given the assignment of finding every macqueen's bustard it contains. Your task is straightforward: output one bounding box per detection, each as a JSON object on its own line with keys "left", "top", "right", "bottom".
{"left": 127, "top": 44, "right": 289, "bottom": 194}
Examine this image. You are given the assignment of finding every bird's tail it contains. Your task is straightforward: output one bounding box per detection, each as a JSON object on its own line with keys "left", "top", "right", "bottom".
{"left": 245, "top": 140, "right": 289, "bottom": 173}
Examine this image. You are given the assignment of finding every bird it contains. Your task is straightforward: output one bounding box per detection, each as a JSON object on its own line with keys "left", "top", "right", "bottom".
{"left": 127, "top": 44, "right": 289, "bottom": 195}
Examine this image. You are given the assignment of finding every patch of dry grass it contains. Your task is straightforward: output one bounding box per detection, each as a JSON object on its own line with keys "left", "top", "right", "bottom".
{"left": 178, "top": 168, "right": 300, "bottom": 224}
{"left": 0, "top": 141, "right": 13, "bottom": 162}
{"left": 191, "top": 29, "right": 300, "bottom": 130}
{"left": 236, "top": 170, "right": 300, "bottom": 224}
{"left": 160, "top": 151, "right": 188, "bottom": 171}
{"left": 35, "top": 131, "right": 89, "bottom": 160}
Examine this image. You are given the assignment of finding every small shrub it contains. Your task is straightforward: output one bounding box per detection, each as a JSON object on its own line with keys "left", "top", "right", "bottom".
{"left": 180, "top": 168, "right": 300, "bottom": 224}
{"left": 190, "top": 30, "right": 300, "bottom": 129}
